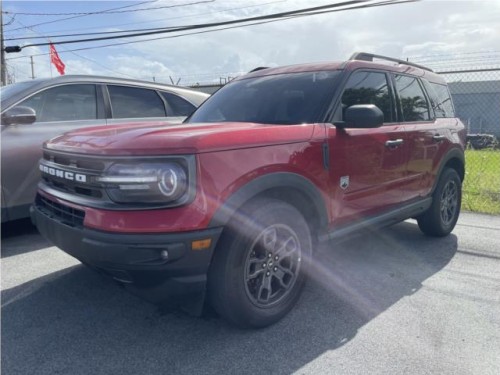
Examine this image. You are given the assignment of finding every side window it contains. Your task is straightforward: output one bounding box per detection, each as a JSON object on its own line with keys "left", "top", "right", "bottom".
{"left": 160, "top": 92, "right": 196, "bottom": 117}
{"left": 394, "top": 75, "right": 430, "bottom": 122}
{"left": 341, "top": 71, "right": 394, "bottom": 123}
{"left": 108, "top": 85, "right": 166, "bottom": 119}
{"left": 16, "top": 84, "right": 97, "bottom": 122}
{"left": 422, "top": 80, "right": 455, "bottom": 118}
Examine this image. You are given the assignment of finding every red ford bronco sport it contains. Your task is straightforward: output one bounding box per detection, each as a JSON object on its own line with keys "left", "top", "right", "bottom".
{"left": 32, "top": 53, "right": 466, "bottom": 328}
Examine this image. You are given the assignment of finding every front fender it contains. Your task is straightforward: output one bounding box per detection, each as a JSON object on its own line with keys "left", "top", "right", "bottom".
{"left": 208, "top": 172, "right": 329, "bottom": 231}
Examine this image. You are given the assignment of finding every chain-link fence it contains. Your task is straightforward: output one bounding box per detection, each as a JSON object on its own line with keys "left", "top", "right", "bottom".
{"left": 438, "top": 68, "right": 500, "bottom": 214}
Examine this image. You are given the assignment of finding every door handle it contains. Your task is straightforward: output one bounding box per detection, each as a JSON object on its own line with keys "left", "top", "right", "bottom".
{"left": 385, "top": 139, "right": 404, "bottom": 148}
{"left": 433, "top": 134, "right": 446, "bottom": 142}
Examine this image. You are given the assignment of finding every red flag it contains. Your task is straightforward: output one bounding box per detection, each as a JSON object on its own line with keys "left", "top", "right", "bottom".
{"left": 50, "top": 43, "right": 65, "bottom": 75}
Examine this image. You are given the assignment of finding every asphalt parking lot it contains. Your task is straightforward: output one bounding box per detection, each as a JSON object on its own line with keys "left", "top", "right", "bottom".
{"left": 1, "top": 212, "right": 499, "bottom": 375}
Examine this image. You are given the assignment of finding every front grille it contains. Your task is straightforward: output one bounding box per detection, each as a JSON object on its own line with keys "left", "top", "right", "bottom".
{"left": 36, "top": 194, "right": 85, "bottom": 228}
{"left": 43, "top": 177, "right": 103, "bottom": 198}
{"left": 41, "top": 150, "right": 107, "bottom": 202}
{"left": 44, "top": 151, "right": 105, "bottom": 171}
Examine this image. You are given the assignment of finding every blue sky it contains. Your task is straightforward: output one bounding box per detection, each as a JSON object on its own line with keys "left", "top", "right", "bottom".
{"left": 3, "top": 0, "right": 500, "bottom": 84}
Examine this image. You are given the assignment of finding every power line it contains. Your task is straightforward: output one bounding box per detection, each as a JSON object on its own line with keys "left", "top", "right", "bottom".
{"left": 424, "top": 59, "right": 500, "bottom": 65}
{"left": 5, "top": 61, "right": 31, "bottom": 78}
{"left": 2, "top": 0, "right": 214, "bottom": 16}
{"left": 4, "top": 14, "right": 16, "bottom": 26}
{"left": 6, "top": 0, "right": 287, "bottom": 37}
{"left": 7, "top": 16, "right": 141, "bottom": 80}
{"left": 12, "top": 1, "right": 366, "bottom": 48}
{"left": 64, "top": 49, "right": 143, "bottom": 80}
{"left": 411, "top": 56, "right": 500, "bottom": 67}
{"left": 159, "top": 71, "right": 244, "bottom": 79}
{"left": 5, "top": 0, "right": 417, "bottom": 53}
{"left": 4, "top": 0, "right": 158, "bottom": 32}
{"left": 5, "top": 0, "right": 286, "bottom": 41}
{"left": 6, "top": 15, "right": 300, "bottom": 59}
{"left": 1, "top": 11, "right": 6, "bottom": 85}
{"left": 436, "top": 68, "right": 500, "bottom": 75}
{"left": 6, "top": 0, "right": 416, "bottom": 59}
{"left": 408, "top": 50, "right": 500, "bottom": 61}
{"left": 5, "top": 26, "right": 179, "bottom": 42}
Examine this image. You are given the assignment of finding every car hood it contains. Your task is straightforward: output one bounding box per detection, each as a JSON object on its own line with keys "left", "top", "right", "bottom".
{"left": 45, "top": 121, "right": 318, "bottom": 155}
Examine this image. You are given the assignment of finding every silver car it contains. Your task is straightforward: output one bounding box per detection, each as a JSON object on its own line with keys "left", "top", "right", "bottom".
{"left": 1, "top": 75, "right": 209, "bottom": 222}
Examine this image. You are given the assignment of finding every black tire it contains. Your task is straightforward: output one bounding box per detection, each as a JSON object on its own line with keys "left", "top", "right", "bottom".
{"left": 417, "top": 168, "right": 462, "bottom": 237}
{"left": 207, "top": 198, "right": 312, "bottom": 328}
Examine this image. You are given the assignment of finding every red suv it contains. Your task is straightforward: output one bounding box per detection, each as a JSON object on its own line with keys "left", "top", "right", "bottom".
{"left": 32, "top": 53, "right": 466, "bottom": 328}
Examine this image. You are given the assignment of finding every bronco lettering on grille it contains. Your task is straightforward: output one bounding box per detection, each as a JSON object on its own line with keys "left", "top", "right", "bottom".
{"left": 40, "top": 164, "right": 87, "bottom": 183}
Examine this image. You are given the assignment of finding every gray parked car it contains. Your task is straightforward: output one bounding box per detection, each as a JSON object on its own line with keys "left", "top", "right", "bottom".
{"left": 1, "top": 75, "right": 209, "bottom": 222}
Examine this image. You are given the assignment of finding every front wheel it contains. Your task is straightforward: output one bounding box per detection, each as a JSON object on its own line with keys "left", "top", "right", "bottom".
{"left": 417, "top": 168, "right": 462, "bottom": 237}
{"left": 207, "top": 198, "right": 312, "bottom": 328}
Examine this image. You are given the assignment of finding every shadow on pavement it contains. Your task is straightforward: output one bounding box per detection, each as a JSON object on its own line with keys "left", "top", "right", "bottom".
{"left": 1, "top": 218, "right": 37, "bottom": 238}
{"left": 1, "top": 221, "right": 457, "bottom": 375}
{"left": 1, "top": 218, "right": 49, "bottom": 258}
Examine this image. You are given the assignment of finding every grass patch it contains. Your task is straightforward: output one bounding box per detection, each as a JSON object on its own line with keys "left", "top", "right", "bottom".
{"left": 462, "top": 149, "right": 500, "bottom": 214}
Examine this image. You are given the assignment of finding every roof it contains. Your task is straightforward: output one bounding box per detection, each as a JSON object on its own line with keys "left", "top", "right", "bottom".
{"left": 240, "top": 61, "right": 345, "bottom": 80}
{"left": 31, "top": 74, "right": 206, "bottom": 95}
{"left": 1, "top": 75, "right": 209, "bottom": 110}
{"left": 238, "top": 57, "right": 445, "bottom": 84}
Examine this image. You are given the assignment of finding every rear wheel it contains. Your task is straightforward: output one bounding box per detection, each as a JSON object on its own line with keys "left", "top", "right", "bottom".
{"left": 208, "top": 198, "right": 312, "bottom": 328}
{"left": 417, "top": 168, "right": 461, "bottom": 237}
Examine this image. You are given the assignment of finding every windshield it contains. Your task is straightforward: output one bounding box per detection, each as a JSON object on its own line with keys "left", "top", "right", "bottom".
{"left": 188, "top": 70, "right": 340, "bottom": 125}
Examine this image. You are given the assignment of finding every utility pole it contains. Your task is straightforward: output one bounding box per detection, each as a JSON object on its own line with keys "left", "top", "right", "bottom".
{"left": 1, "top": 8, "right": 7, "bottom": 86}
{"left": 30, "top": 55, "right": 35, "bottom": 79}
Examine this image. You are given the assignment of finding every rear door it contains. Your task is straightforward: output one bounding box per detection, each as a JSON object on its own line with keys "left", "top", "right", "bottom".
{"left": 421, "top": 79, "right": 460, "bottom": 193}
{"left": 328, "top": 70, "right": 409, "bottom": 225}
{"left": 105, "top": 85, "right": 187, "bottom": 125}
{"left": 392, "top": 74, "right": 443, "bottom": 200}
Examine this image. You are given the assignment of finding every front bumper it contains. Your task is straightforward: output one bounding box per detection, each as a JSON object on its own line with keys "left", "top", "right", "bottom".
{"left": 31, "top": 199, "right": 222, "bottom": 312}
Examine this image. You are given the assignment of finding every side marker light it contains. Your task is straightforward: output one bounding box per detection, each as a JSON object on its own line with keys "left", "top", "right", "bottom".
{"left": 192, "top": 239, "right": 212, "bottom": 251}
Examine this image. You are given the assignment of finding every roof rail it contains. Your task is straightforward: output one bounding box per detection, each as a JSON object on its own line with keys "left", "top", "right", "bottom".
{"left": 249, "top": 67, "right": 269, "bottom": 73}
{"left": 349, "top": 52, "right": 433, "bottom": 72}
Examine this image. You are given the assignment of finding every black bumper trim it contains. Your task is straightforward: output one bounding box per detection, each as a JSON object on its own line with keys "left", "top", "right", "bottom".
{"left": 31, "top": 204, "right": 223, "bottom": 308}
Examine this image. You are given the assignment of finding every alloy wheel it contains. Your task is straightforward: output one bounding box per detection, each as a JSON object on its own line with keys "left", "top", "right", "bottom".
{"left": 244, "top": 224, "right": 302, "bottom": 307}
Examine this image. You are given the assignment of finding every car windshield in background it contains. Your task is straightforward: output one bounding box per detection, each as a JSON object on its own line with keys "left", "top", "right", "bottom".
{"left": 188, "top": 71, "right": 340, "bottom": 125}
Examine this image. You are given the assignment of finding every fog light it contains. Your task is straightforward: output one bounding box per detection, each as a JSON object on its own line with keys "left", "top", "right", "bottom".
{"left": 192, "top": 239, "right": 212, "bottom": 251}
{"left": 160, "top": 250, "right": 169, "bottom": 260}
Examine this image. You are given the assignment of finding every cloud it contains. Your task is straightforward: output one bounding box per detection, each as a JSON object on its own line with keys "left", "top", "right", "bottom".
{"left": 5, "top": 0, "right": 500, "bottom": 84}
{"left": 106, "top": 54, "right": 176, "bottom": 81}
{"left": 121, "top": 0, "right": 500, "bottom": 80}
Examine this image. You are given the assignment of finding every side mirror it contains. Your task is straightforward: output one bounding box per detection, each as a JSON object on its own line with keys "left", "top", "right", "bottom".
{"left": 1, "top": 106, "right": 37, "bottom": 125}
{"left": 338, "top": 104, "right": 384, "bottom": 129}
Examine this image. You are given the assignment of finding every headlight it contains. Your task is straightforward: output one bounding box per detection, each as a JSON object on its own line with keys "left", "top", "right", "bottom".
{"left": 96, "top": 162, "right": 189, "bottom": 204}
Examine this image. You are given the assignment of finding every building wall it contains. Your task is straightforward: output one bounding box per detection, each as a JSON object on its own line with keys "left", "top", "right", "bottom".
{"left": 448, "top": 80, "right": 500, "bottom": 137}
{"left": 451, "top": 92, "right": 500, "bottom": 136}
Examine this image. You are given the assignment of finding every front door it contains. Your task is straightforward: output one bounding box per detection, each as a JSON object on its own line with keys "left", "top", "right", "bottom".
{"left": 328, "top": 70, "right": 408, "bottom": 226}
